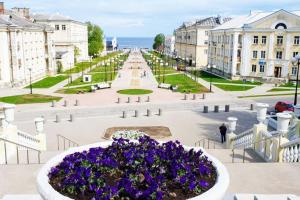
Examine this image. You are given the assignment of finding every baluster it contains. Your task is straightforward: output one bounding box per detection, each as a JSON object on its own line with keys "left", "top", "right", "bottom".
{"left": 57, "top": 135, "right": 60, "bottom": 150}
{"left": 297, "top": 145, "right": 300, "bottom": 162}
{"left": 291, "top": 146, "right": 296, "bottom": 163}
{"left": 38, "top": 151, "right": 41, "bottom": 164}
{"left": 287, "top": 147, "right": 292, "bottom": 162}
{"left": 4, "top": 142, "right": 7, "bottom": 164}
{"left": 282, "top": 148, "right": 287, "bottom": 162}
{"left": 269, "top": 140, "right": 273, "bottom": 161}
{"left": 16, "top": 146, "right": 19, "bottom": 164}
{"left": 26, "top": 149, "right": 29, "bottom": 164}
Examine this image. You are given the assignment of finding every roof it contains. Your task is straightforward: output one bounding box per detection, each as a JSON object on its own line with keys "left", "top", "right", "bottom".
{"left": 0, "top": 10, "right": 53, "bottom": 31}
{"left": 214, "top": 9, "right": 300, "bottom": 30}
{"left": 177, "top": 16, "right": 231, "bottom": 30}
{"left": 32, "top": 13, "right": 86, "bottom": 25}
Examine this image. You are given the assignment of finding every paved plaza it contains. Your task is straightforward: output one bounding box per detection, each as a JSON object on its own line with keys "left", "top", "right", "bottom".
{"left": 1, "top": 50, "right": 300, "bottom": 199}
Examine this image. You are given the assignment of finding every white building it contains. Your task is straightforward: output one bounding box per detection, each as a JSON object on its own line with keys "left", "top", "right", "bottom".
{"left": 106, "top": 37, "right": 118, "bottom": 52}
{"left": 208, "top": 10, "right": 300, "bottom": 81}
{"left": 174, "top": 16, "right": 231, "bottom": 67}
{"left": 164, "top": 35, "right": 175, "bottom": 56}
{"left": 0, "top": 3, "right": 56, "bottom": 88}
{"left": 32, "top": 12, "right": 88, "bottom": 71}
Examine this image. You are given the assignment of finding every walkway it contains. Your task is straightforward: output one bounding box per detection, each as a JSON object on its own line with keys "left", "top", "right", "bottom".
{"left": 112, "top": 50, "right": 157, "bottom": 89}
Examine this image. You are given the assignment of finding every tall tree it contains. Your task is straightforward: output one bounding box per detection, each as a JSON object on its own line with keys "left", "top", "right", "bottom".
{"left": 87, "top": 22, "right": 104, "bottom": 57}
{"left": 153, "top": 33, "right": 165, "bottom": 50}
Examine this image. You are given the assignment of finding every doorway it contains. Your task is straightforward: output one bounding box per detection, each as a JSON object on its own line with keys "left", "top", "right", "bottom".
{"left": 274, "top": 67, "right": 282, "bottom": 78}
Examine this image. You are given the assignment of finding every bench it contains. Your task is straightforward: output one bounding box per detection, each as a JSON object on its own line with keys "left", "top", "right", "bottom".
{"left": 158, "top": 83, "right": 171, "bottom": 89}
{"left": 171, "top": 85, "right": 178, "bottom": 92}
{"left": 96, "top": 82, "right": 111, "bottom": 89}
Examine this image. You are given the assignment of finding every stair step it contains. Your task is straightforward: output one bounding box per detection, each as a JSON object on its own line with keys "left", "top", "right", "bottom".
{"left": 205, "top": 149, "right": 265, "bottom": 163}
{"left": 2, "top": 194, "right": 42, "bottom": 200}
{"left": 233, "top": 194, "right": 300, "bottom": 200}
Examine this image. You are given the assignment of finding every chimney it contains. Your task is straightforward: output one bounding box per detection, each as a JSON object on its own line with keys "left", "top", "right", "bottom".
{"left": 11, "top": 7, "right": 30, "bottom": 19}
{"left": 0, "top": 2, "right": 4, "bottom": 14}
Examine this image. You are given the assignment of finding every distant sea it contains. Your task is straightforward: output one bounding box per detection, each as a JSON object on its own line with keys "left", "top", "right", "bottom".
{"left": 107, "top": 37, "right": 154, "bottom": 49}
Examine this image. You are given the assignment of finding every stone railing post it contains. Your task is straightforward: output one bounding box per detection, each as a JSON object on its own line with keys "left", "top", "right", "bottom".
{"left": 3, "top": 104, "right": 16, "bottom": 126}
{"left": 34, "top": 118, "right": 47, "bottom": 151}
{"left": 253, "top": 103, "right": 269, "bottom": 150}
{"left": 277, "top": 112, "right": 292, "bottom": 137}
{"left": 226, "top": 117, "right": 238, "bottom": 148}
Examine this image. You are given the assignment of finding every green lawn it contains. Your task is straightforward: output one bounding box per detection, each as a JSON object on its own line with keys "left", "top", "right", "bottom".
{"left": 267, "top": 88, "right": 294, "bottom": 92}
{"left": 65, "top": 72, "right": 116, "bottom": 87}
{"left": 117, "top": 89, "right": 153, "bottom": 95}
{"left": 91, "top": 65, "right": 115, "bottom": 73}
{"left": 56, "top": 86, "right": 91, "bottom": 94}
{"left": 159, "top": 74, "right": 209, "bottom": 93}
{"left": 152, "top": 66, "right": 177, "bottom": 75}
{"left": 214, "top": 84, "right": 255, "bottom": 91}
{"left": 196, "top": 71, "right": 262, "bottom": 85}
{"left": 0, "top": 94, "right": 62, "bottom": 104}
{"left": 280, "top": 82, "right": 296, "bottom": 88}
{"left": 239, "top": 93, "right": 300, "bottom": 98}
{"left": 25, "top": 76, "right": 68, "bottom": 88}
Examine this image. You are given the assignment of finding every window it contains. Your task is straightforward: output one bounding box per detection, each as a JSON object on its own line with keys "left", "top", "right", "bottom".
{"left": 262, "top": 36, "right": 267, "bottom": 44}
{"left": 293, "top": 52, "right": 299, "bottom": 57}
{"left": 62, "top": 25, "right": 66, "bottom": 30}
{"left": 260, "top": 65, "right": 265, "bottom": 73}
{"left": 276, "top": 51, "right": 283, "bottom": 59}
{"left": 294, "top": 36, "right": 300, "bottom": 45}
{"left": 253, "top": 51, "right": 258, "bottom": 59}
{"left": 277, "top": 36, "right": 283, "bottom": 45}
{"left": 292, "top": 67, "right": 297, "bottom": 75}
{"left": 55, "top": 25, "right": 59, "bottom": 30}
{"left": 252, "top": 64, "right": 257, "bottom": 72}
{"left": 253, "top": 36, "right": 258, "bottom": 44}
{"left": 261, "top": 51, "right": 266, "bottom": 59}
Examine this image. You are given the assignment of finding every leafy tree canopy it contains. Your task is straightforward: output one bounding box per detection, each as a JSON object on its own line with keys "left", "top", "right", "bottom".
{"left": 153, "top": 33, "right": 165, "bottom": 50}
{"left": 87, "top": 22, "right": 104, "bottom": 57}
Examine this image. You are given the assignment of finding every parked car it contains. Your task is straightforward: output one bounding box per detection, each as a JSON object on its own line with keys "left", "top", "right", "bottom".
{"left": 275, "top": 101, "right": 294, "bottom": 112}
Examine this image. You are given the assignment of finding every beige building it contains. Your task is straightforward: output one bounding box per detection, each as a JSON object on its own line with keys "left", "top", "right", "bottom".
{"left": 0, "top": 3, "right": 56, "bottom": 88}
{"left": 208, "top": 10, "right": 300, "bottom": 81}
{"left": 32, "top": 12, "right": 88, "bottom": 71}
{"left": 174, "top": 17, "right": 230, "bottom": 67}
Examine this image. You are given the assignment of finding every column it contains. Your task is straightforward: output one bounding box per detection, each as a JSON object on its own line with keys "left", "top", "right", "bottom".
{"left": 231, "top": 32, "right": 239, "bottom": 76}
{"left": 267, "top": 33, "right": 275, "bottom": 77}
{"left": 241, "top": 33, "right": 251, "bottom": 76}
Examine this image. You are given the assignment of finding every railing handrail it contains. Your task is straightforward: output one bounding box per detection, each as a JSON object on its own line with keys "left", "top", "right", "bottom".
{"left": 281, "top": 138, "right": 300, "bottom": 148}
{"left": 231, "top": 128, "right": 253, "bottom": 142}
{"left": 57, "top": 134, "right": 79, "bottom": 150}
{"left": 17, "top": 131, "right": 40, "bottom": 143}
{"left": 195, "top": 137, "right": 222, "bottom": 149}
{"left": 57, "top": 134, "right": 79, "bottom": 146}
{"left": 0, "top": 137, "right": 41, "bottom": 152}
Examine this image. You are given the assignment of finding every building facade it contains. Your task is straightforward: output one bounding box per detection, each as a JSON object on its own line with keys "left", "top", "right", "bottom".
{"left": 174, "top": 16, "right": 230, "bottom": 68}
{"left": 208, "top": 10, "right": 300, "bottom": 81}
{"left": 32, "top": 13, "right": 88, "bottom": 71}
{"left": 164, "top": 35, "right": 175, "bottom": 56}
{"left": 0, "top": 3, "right": 56, "bottom": 88}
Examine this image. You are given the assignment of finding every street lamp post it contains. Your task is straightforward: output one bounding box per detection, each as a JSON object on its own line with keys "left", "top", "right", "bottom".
{"left": 292, "top": 54, "right": 300, "bottom": 105}
{"left": 89, "top": 56, "right": 92, "bottom": 72}
{"left": 28, "top": 67, "right": 33, "bottom": 94}
{"left": 110, "top": 58, "right": 113, "bottom": 81}
{"left": 104, "top": 61, "right": 107, "bottom": 82}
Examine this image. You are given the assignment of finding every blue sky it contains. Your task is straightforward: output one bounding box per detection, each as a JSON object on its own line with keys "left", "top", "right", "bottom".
{"left": 3, "top": 0, "right": 300, "bottom": 37}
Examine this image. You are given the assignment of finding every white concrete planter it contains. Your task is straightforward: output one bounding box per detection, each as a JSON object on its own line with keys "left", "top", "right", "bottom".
{"left": 37, "top": 141, "right": 230, "bottom": 200}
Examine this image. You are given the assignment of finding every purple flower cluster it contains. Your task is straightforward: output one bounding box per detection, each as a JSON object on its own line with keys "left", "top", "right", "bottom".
{"left": 48, "top": 136, "right": 217, "bottom": 200}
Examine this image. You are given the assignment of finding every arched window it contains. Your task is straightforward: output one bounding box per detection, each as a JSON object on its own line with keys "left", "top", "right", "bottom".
{"left": 275, "top": 23, "right": 287, "bottom": 29}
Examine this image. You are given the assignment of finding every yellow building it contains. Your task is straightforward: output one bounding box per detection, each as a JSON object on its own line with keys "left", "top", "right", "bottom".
{"left": 208, "top": 10, "right": 300, "bottom": 82}
{"left": 174, "top": 17, "right": 231, "bottom": 68}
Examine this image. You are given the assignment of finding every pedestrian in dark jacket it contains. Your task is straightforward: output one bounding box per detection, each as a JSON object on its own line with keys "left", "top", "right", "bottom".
{"left": 219, "top": 123, "right": 227, "bottom": 143}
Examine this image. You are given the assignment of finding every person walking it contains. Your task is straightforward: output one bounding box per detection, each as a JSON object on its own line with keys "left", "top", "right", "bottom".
{"left": 219, "top": 123, "right": 227, "bottom": 143}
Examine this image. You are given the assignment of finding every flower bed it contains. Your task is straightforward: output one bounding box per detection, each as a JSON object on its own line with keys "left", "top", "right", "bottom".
{"left": 112, "top": 130, "right": 146, "bottom": 140}
{"left": 38, "top": 136, "right": 229, "bottom": 200}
